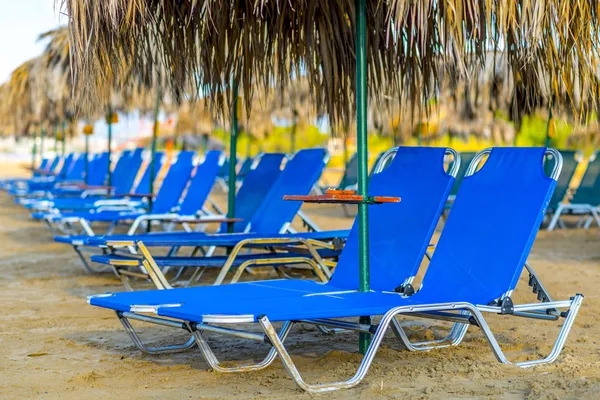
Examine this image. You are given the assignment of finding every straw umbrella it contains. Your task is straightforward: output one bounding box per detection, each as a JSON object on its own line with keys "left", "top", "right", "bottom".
{"left": 60, "top": 0, "right": 600, "bottom": 352}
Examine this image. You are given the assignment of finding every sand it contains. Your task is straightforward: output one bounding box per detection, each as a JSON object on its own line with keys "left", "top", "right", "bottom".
{"left": 1, "top": 161, "right": 600, "bottom": 399}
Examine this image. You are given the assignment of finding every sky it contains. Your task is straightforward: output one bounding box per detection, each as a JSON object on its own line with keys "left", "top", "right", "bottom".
{"left": 0, "top": 1, "right": 63, "bottom": 83}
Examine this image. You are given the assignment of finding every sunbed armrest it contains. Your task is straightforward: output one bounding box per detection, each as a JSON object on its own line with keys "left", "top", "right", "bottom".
{"left": 112, "top": 193, "right": 153, "bottom": 199}
{"left": 55, "top": 180, "right": 86, "bottom": 188}
{"left": 179, "top": 217, "right": 243, "bottom": 224}
{"left": 284, "top": 189, "right": 400, "bottom": 205}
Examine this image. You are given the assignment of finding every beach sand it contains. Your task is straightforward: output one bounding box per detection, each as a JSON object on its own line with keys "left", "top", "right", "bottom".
{"left": 1, "top": 161, "right": 599, "bottom": 399}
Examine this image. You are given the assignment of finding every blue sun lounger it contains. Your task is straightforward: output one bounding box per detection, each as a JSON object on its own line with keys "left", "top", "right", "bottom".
{"left": 0, "top": 155, "right": 62, "bottom": 190}
{"left": 88, "top": 146, "right": 457, "bottom": 290}
{"left": 55, "top": 153, "right": 285, "bottom": 276}
{"left": 78, "top": 149, "right": 333, "bottom": 285}
{"left": 21, "top": 149, "right": 143, "bottom": 212}
{"left": 31, "top": 153, "right": 162, "bottom": 237}
{"left": 46, "top": 150, "right": 199, "bottom": 236}
{"left": 546, "top": 150, "right": 600, "bottom": 230}
{"left": 8, "top": 153, "right": 84, "bottom": 196}
{"left": 89, "top": 147, "right": 583, "bottom": 393}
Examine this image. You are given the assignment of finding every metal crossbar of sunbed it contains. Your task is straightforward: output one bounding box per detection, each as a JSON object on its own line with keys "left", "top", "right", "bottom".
{"left": 88, "top": 147, "right": 583, "bottom": 393}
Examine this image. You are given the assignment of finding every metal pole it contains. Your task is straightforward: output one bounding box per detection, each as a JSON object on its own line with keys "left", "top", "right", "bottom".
{"left": 227, "top": 81, "right": 239, "bottom": 233}
{"left": 54, "top": 124, "right": 58, "bottom": 154}
{"left": 61, "top": 120, "right": 66, "bottom": 177}
{"left": 148, "top": 88, "right": 162, "bottom": 231}
{"left": 545, "top": 97, "right": 554, "bottom": 148}
{"left": 107, "top": 104, "right": 113, "bottom": 188}
{"left": 290, "top": 109, "right": 297, "bottom": 154}
{"left": 84, "top": 134, "right": 90, "bottom": 184}
{"left": 31, "top": 126, "right": 38, "bottom": 171}
{"left": 39, "top": 128, "right": 45, "bottom": 166}
{"left": 355, "top": 0, "right": 371, "bottom": 354}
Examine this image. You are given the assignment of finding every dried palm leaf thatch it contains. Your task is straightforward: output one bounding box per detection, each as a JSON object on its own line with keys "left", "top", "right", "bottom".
{"left": 58, "top": 0, "right": 600, "bottom": 127}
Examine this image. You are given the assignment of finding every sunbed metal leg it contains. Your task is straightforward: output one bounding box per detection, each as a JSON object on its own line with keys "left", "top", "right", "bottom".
{"left": 589, "top": 208, "right": 600, "bottom": 228}
{"left": 117, "top": 313, "right": 196, "bottom": 355}
{"left": 74, "top": 245, "right": 113, "bottom": 274}
{"left": 390, "top": 315, "right": 469, "bottom": 351}
{"left": 546, "top": 204, "right": 565, "bottom": 231}
{"left": 189, "top": 321, "right": 293, "bottom": 373}
{"left": 259, "top": 315, "right": 391, "bottom": 393}
{"left": 111, "top": 266, "right": 135, "bottom": 291}
{"left": 79, "top": 218, "right": 95, "bottom": 236}
{"left": 464, "top": 295, "right": 584, "bottom": 367}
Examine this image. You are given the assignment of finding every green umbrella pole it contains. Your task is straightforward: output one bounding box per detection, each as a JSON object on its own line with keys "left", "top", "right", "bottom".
{"left": 545, "top": 98, "right": 554, "bottom": 148}
{"left": 61, "top": 120, "right": 67, "bottom": 177}
{"left": 227, "top": 81, "right": 239, "bottom": 233}
{"left": 107, "top": 104, "right": 113, "bottom": 188}
{"left": 84, "top": 134, "right": 90, "bottom": 185}
{"left": 54, "top": 124, "right": 58, "bottom": 154}
{"left": 290, "top": 110, "right": 297, "bottom": 154}
{"left": 355, "top": 0, "right": 371, "bottom": 354}
{"left": 148, "top": 89, "right": 162, "bottom": 232}
{"left": 31, "top": 126, "right": 38, "bottom": 171}
{"left": 39, "top": 128, "right": 45, "bottom": 166}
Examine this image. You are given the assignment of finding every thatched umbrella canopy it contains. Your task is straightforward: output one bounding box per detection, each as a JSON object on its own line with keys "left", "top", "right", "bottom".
{"left": 60, "top": 1, "right": 600, "bottom": 124}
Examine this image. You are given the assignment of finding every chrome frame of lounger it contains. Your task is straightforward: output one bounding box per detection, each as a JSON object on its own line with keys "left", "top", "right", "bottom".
{"left": 88, "top": 148, "right": 583, "bottom": 393}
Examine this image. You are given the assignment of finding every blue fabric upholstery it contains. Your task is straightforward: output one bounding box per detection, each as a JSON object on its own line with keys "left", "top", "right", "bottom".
{"left": 178, "top": 150, "right": 222, "bottom": 215}
{"left": 249, "top": 148, "right": 327, "bottom": 233}
{"left": 218, "top": 153, "right": 285, "bottom": 233}
{"left": 149, "top": 151, "right": 195, "bottom": 213}
{"left": 330, "top": 147, "right": 454, "bottom": 291}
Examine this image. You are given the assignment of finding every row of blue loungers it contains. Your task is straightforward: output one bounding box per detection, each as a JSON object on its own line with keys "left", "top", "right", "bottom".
{"left": 4, "top": 146, "right": 584, "bottom": 392}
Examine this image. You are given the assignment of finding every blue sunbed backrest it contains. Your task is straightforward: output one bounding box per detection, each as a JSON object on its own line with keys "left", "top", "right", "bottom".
{"left": 47, "top": 156, "right": 60, "bottom": 173}
{"left": 237, "top": 157, "right": 254, "bottom": 177}
{"left": 134, "top": 152, "right": 164, "bottom": 194}
{"left": 219, "top": 158, "right": 230, "bottom": 178}
{"left": 151, "top": 151, "right": 196, "bottom": 213}
{"left": 38, "top": 158, "right": 49, "bottom": 171}
{"left": 33, "top": 158, "right": 49, "bottom": 177}
{"left": 57, "top": 154, "right": 74, "bottom": 178}
{"left": 46, "top": 156, "right": 60, "bottom": 172}
{"left": 65, "top": 155, "right": 85, "bottom": 180}
{"left": 329, "top": 147, "right": 455, "bottom": 291}
{"left": 338, "top": 153, "right": 358, "bottom": 189}
{"left": 218, "top": 153, "right": 286, "bottom": 233}
{"left": 110, "top": 150, "right": 137, "bottom": 194}
{"left": 545, "top": 150, "right": 579, "bottom": 210}
{"left": 86, "top": 152, "right": 110, "bottom": 185}
{"left": 178, "top": 150, "right": 222, "bottom": 215}
{"left": 118, "top": 148, "right": 144, "bottom": 193}
{"left": 422, "top": 147, "right": 556, "bottom": 305}
{"left": 571, "top": 151, "right": 600, "bottom": 205}
{"left": 249, "top": 148, "right": 327, "bottom": 233}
